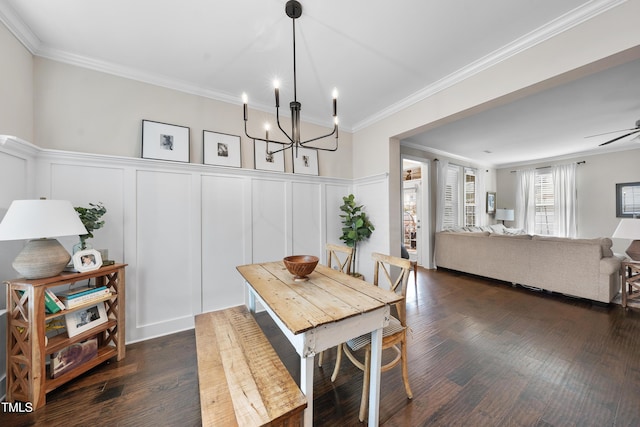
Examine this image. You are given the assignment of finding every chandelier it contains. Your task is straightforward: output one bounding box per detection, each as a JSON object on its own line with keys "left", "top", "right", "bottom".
{"left": 242, "top": 0, "right": 339, "bottom": 156}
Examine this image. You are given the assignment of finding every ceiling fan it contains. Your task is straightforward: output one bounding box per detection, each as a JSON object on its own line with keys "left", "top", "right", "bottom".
{"left": 587, "top": 119, "right": 640, "bottom": 146}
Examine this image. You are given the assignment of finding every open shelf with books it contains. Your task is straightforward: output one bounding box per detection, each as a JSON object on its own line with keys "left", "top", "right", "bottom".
{"left": 5, "top": 263, "right": 126, "bottom": 409}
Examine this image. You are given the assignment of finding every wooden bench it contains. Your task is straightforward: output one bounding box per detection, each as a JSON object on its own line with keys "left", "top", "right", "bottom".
{"left": 195, "top": 305, "right": 307, "bottom": 426}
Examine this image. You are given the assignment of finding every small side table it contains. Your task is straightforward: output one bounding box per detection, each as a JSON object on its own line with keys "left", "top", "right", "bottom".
{"left": 621, "top": 260, "right": 640, "bottom": 308}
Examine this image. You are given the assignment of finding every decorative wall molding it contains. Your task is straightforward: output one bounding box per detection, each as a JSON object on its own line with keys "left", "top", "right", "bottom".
{"left": 0, "top": 137, "right": 359, "bottom": 344}
{"left": 0, "top": 0, "right": 625, "bottom": 133}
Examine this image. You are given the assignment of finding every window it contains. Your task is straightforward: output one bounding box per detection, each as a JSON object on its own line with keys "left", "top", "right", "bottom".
{"left": 443, "top": 165, "right": 477, "bottom": 229}
{"left": 534, "top": 169, "right": 554, "bottom": 235}
{"left": 464, "top": 169, "right": 476, "bottom": 227}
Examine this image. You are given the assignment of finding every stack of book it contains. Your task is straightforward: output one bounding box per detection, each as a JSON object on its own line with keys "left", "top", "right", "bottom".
{"left": 44, "top": 290, "right": 66, "bottom": 314}
{"left": 57, "top": 286, "right": 112, "bottom": 309}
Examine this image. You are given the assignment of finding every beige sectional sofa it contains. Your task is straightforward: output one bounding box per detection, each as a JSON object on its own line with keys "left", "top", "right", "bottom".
{"left": 434, "top": 230, "right": 623, "bottom": 303}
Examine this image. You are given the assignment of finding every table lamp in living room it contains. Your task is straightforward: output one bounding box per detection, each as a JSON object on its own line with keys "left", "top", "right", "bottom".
{"left": 0, "top": 199, "right": 88, "bottom": 279}
{"left": 495, "top": 208, "right": 515, "bottom": 225}
{"left": 613, "top": 218, "right": 640, "bottom": 261}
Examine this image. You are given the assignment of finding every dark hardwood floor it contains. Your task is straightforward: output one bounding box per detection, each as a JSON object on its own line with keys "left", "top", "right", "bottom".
{"left": 3, "top": 267, "right": 640, "bottom": 426}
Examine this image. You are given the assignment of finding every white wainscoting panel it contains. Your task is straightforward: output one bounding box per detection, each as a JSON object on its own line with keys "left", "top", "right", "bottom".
{"left": 0, "top": 139, "right": 354, "bottom": 346}
{"left": 201, "top": 174, "right": 247, "bottom": 312}
{"left": 353, "top": 174, "right": 389, "bottom": 281}
{"left": 136, "top": 170, "right": 195, "bottom": 333}
{"left": 291, "top": 181, "right": 322, "bottom": 257}
{"left": 325, "top": 183, "right": 351, "bottom": 250}
{"left": 49, "top": 163, "right": 125, "bottom": 263}
{"left": 251, "top": 178, "right": 287, "bottom": 263}
{"left": 0, "top": 139, "right": 37, "bottom": 402}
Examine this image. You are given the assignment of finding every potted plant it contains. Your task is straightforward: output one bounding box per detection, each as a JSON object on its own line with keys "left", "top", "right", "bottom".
{"left": 74, "top": 202, "right": 107, "bottom": 252}
{"left": 339, "top": 194, "right": 375, "bottom": 278}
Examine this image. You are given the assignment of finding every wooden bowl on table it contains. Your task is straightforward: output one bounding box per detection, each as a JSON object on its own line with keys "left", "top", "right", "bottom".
{"left": 283, "top": 255, "right": 319, "bottom": 281}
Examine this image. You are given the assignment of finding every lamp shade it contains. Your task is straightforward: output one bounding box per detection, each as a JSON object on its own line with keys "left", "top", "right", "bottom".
{"left": 0, "top": 199, "right": 87, "bottom": 241}
{"left": 612, "top": 218, "right": 640, "bottom": 240}
{"left": 613, "top": 218, "right": 640, "bottom": 261}
{"left": 495, "top": 209, "right": 515, "bottom": 221}
{"left": 0, "top": 200, "right": 88, "bottom": 279}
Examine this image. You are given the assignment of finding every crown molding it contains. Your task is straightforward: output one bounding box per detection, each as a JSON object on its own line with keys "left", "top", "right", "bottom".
{"left": 352, "top": 0, "right": 627, "bottom": 132}
{"left": 0, "top": 1, "right": 40, "bottom": 52}
{"left": 0, "top": 0, "right": 625, "bottom": 136}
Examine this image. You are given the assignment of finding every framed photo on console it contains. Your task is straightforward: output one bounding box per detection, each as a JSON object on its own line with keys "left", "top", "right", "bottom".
{"left": 72, "top": 249, "right": 103, "bottom": 273}
{"left": 292, "top": 146, "right": 319, "bottom": 176}
{"left": 254, "top": 139, "right": 285, "bottom": 172}
{"left": 203, "top": 130, "right": 241, "bottom": 167}
{"left": 65, "top": 302, "right": 108, "bottom": 338}
{"left": 142, "top": 119, "right": 190, "bottom": 163}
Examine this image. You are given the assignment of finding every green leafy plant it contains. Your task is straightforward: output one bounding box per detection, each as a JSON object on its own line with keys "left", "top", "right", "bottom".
{"left": 75, "top": 202, "right": 107, "bottom": 250}
{"left": 339, "top": 194, "right": 375, "bottom": 276}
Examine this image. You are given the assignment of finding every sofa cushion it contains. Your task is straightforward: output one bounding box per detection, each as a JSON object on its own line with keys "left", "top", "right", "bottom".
{"left": 489, "top": 233, "right": 532, "bottom": 240}
{"left": 531, "top": 235, "right": 614, "bottom": 257}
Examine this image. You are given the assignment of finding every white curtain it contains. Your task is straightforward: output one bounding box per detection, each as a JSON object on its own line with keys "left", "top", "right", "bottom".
{"left": 553, "top": 163, "right": 577, "bottom": 238}
{"left": 516, "top": 168, "right": 536, "bottom": 233}
{"left": 435, "top": 159, "right": 449, "bottom": 233}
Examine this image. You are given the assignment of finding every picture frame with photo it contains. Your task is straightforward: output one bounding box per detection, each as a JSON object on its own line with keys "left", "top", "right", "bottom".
{"left": 486, "top": 192, "right": 496, "bottom": 214}
{"left": 51, "top": 338, "right": 97, "bottom": 378}
{"left": 254, "top": 139, "right": 285, "bottom": 172}
{"left": 203, "top": 130, "right": 242, "bottom": 167}
{"left": 72, "top": 249, "right": 103, "bottom": 273}
{"left": 142, "top": 119, "right": 190, "bottom": 163}
{"left": 292, "top": 146, "right": 319, "bottom": 176}
{"left": 65, "top": 302, "right": 108, "bottom": 338}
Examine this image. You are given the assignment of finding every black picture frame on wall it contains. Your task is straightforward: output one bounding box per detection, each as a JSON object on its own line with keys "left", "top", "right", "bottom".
{"left": 292, "top": 146, "right": 319, "bottom": 176}
{"left": 142, "top": 119, "right": 190, "bottom": 163}
{"left": 616, "top": 182, "right": 640, "bottom": 218}
{"left": 203, "top": 130, "right": 241, "bottom": 168}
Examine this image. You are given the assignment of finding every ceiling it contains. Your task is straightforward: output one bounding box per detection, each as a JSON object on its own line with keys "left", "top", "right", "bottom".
{"left": 1, "top": 0, "right": 638, "bottom": 167}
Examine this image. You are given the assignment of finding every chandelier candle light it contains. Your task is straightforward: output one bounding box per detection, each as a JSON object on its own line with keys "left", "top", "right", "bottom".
{"left": 242, "top": 0, "right": 339, "bottom": 157}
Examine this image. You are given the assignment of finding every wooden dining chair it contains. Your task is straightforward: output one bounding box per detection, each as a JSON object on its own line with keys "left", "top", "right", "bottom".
{"left": 330, "top": 252, "right": 413, "bottom": 421}
{"left": 318, "top": 243, "right": 354, "bottom": 367}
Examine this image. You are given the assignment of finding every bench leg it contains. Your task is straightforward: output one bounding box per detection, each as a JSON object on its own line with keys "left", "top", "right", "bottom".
{"left": 301, "top": 354, "right": 314, "bottom": 427}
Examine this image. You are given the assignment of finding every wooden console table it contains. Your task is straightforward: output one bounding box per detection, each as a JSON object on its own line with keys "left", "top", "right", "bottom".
{"left": 5, "top": 263, "right": 126, "bottom": 409}
{"left": 621, "top": 260, "right": 640, "bottom": 308}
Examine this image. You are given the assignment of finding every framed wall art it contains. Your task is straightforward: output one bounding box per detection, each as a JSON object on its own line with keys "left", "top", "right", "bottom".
{"left": 616, "top": 182, "right": 640, "bottom": 218}
{"left": 486, "top": 192, "right": 496, "bottom": 214}
{"left": 292, "top": 146, "right": 319, "bottom": 176}
{"left": 203, "top": 130, "right": 241, "bottom": 167}
{"left": 142, "top": 119, "right": 190, "bottom": 163}
{"left": 254, "top": 139, "right": 285, "bottom": 172}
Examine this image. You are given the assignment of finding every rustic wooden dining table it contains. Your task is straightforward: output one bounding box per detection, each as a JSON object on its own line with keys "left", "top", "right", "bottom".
{"left": 236, "top": 260, "right": 403, "bottom": 427}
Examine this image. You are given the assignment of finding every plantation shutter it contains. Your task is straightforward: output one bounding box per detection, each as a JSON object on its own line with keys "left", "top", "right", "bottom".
{"left": 443, "top": 165, "right": 460, "bottom": 229}
{"left": 464, "top": 168, "right": 476, "bottom": 227}
{"left": 534, "top": 169, "right": 554, "bottom": 235}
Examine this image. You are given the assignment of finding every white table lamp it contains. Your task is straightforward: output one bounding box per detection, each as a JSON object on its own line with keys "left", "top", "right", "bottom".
{"left": 0, "top": 200, "right": 88, "bottom": 279}
{"left": 495, "top": 208, "right": 515, "bottom": 225}
{"left": 612, "top": 218, "right": 640, "bottom": 261}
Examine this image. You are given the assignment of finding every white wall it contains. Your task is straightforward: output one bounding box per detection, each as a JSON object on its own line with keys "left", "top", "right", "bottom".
{"left": 32, "top": 57, "right": 353, "bottom": 179}
{"left": 0, "top": 21, "right": 33, "bottom": 141}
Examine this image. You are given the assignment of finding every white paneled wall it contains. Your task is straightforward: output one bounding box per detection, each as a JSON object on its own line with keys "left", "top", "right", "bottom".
{"left": 201, "top": 174, "right": 247, "bottom": 312}
{"left": 0, "top": 138, "right": 390, "bottom": 345}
